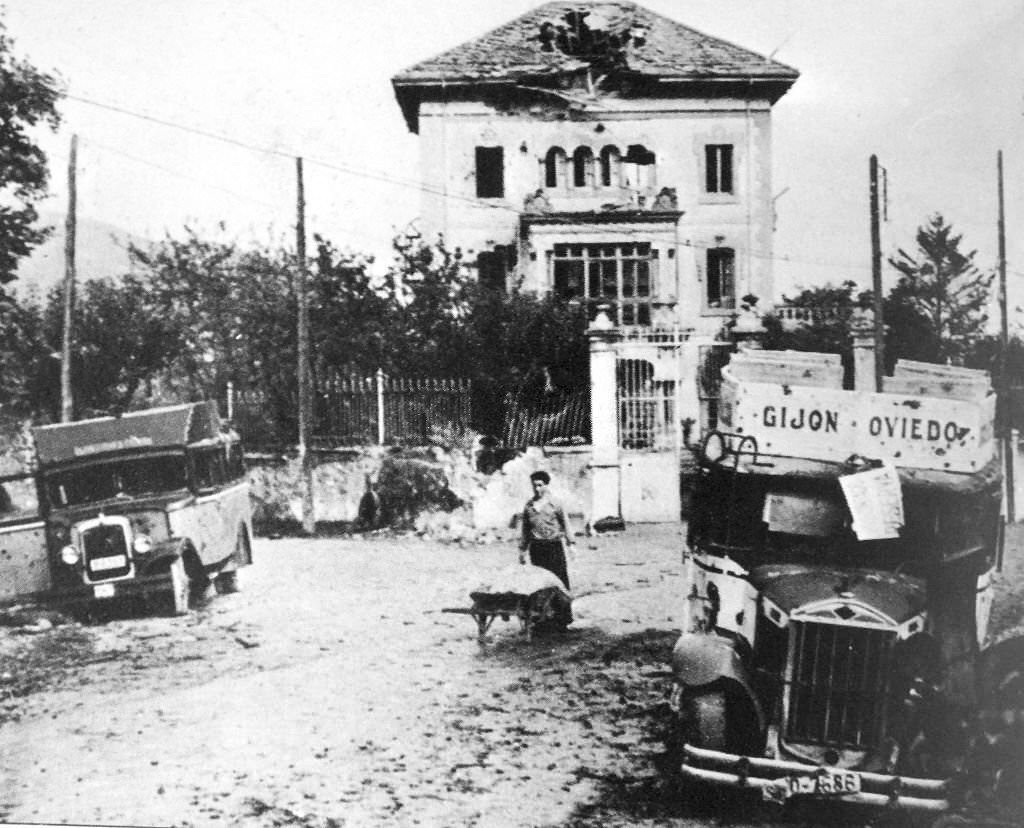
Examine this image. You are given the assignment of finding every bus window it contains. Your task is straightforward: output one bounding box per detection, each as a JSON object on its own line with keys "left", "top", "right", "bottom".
{"left": 0, "top": 474, "right": 39, "bottom": 521}
{"left": 191, "top": 448, "right": 225, "bottom": 492}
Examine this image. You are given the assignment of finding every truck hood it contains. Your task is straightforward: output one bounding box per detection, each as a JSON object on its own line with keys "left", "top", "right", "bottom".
{"left": 750, "top": 564, "right": 927, "bottom": 625}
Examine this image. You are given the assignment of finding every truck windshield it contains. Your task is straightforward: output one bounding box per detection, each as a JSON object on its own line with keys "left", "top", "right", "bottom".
{"left": 45, "top": 455, "right": 188, "bottom": 507}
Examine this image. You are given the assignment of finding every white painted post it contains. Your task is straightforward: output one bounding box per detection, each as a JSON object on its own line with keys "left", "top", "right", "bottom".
{"left": 850, "top": 309, "right": 876, "bottom": 391}
{"left": 588, "top": 305, "right": 622, "bottom": 525}
{"left": 226, "top": 380, "right": 234, "bottom": 422}
{"left": 677, "top": 339, "right": 704, "bottom": 444}
{"left": 376, "top": 368, "right": 386, "bottom": 445}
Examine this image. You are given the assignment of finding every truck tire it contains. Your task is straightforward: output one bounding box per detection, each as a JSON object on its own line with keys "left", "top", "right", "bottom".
{"left": 679, "top": 689, "right": 728, "bottom": 750}
{"left": 214, "top": 570, "right": 239, "bottom": 595}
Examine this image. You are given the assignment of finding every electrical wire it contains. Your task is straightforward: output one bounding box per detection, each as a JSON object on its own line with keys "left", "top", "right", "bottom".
{"left": 60, "top": 91, "right": 1019, "bottom": 277}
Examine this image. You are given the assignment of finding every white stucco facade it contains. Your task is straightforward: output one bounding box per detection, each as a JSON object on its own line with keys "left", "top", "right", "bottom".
{"left": 415, "top": 94, "right": 776, "bottom": 339}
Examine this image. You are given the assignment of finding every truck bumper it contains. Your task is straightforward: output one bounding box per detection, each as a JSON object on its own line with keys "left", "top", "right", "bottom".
{"left": 681, "top": 744, "right": 950, "bottom": 813}
{"left": 45, "top": 571, "right": 174, "bottom": 607}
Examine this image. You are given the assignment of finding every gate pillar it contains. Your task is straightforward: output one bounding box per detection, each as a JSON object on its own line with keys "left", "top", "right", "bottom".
{"left": 588, "top": 307, "right": 622, "bottom": 525}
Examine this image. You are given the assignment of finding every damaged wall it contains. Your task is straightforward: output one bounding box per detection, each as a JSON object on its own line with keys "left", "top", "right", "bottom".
{"left": 416, "top": 92, "right": 776, "bottom": 337}
{"left": 246, "top": 445, "right": 594, "bottom": 541}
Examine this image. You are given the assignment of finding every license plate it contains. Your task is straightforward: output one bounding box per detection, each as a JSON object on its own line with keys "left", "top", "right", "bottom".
{"left": 91, "top": 556, "right": 127, "bottom": 572}
{"left": 93, "top": 583, "right": 116, "bottom": 599}
{"left": 786, "top": 770, "right": 861, "bottom": 797}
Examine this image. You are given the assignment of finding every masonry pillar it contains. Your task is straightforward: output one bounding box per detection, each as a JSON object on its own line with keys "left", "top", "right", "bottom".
{"left": 678, "top": 339, "right": 704, "bottom": 445}
{"left": 588, "top": 306, "right": 622, "bottom": 527}
{"left": 730, "top": 302, "right": 766, "bottom": 351}
{"left": 850, "top": 308, "right": 877, "bottom": 391}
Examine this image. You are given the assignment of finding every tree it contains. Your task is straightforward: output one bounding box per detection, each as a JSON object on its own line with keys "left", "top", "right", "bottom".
{"left": 0, "top": 18, "right": 63, "bottom": 290}
{"left": 887, "top": 214, "right": 994, "bottom": 364}
{"left": 762, "top": 281, "right": 870, "bottom": 386}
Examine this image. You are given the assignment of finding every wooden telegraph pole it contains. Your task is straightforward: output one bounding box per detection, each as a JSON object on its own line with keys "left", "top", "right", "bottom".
{"left": 296, "top": 157, "right": 315, "bottom": 535}
{"left": 869, "top": 155, "right": 884, "bottom": 392}
{"left": 60, "top": 134, "right": 78, "bottom": 422}
{"left": 998, "top": 150, "right": 1015, "bottom": 522}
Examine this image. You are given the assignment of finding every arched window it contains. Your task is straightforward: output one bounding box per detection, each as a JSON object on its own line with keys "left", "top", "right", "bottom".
{"left": 572, "top": 146, "right": 594, "bottom": 188}
{"left": 599, "top": 145, "right": 621, "bottom": 187}
{"left": 544, "top": 147, "right": 567, "bottom": 189}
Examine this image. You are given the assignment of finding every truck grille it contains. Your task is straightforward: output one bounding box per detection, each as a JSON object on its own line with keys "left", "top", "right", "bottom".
{"left": 785, "top": 621, "right": 896, "bottom": 750}
{"left": 82, "top": 523, "right": 131, "bottom": 581}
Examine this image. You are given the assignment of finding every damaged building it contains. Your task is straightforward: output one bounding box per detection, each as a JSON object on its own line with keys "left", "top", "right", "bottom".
{"left": 392, "top": 1, "right": 799, "bottom": 521}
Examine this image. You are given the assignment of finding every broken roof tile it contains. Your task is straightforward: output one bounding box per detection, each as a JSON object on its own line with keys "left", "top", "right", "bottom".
{"left": 392, "top": 1, "right": 799, "bottom": 85}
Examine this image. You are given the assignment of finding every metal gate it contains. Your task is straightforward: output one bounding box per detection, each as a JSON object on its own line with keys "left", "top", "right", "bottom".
{"left": 616, "top": 333, "right": 685, "bottom": 521}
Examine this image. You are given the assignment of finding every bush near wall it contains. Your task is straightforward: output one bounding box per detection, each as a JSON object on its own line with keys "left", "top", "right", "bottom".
{"left": 246, "top": 446, "right": 472, "bottom": 537}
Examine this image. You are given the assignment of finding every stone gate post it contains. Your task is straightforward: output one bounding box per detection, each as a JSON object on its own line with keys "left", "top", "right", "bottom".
{"left": 588, "top": 306, "right": 622, "bottom": 527}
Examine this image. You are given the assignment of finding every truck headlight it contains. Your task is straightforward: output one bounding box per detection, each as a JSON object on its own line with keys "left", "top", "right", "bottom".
{"left": 132, "top": 535, "right": 153, "bottom": 554}
{"left": 60, "top": 545, "right": 80, "bottom": 565}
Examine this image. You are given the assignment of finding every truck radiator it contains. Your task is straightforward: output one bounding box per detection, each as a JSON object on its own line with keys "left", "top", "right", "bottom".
{"left": 785, "top": 621, "right": 896, "bottom": 750}
{"left": 82, "top": 523, "right": 131, "bottom": 581}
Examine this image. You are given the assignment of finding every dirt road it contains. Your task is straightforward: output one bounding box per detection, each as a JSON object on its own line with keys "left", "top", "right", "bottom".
{"left": 1, "top": 524, "right": 1022, "bottom": 828}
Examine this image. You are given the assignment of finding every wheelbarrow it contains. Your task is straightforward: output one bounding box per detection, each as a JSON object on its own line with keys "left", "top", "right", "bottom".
{"left": 444, "top": 564, "right": 572, "bottom": 642}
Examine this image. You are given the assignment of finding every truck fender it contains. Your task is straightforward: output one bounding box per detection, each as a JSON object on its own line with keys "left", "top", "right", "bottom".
{"left": 139, "top": 538, "right": 193, "bottom": 577}
{"left": 670, "top": 632, "right": 765, "bottom": 734}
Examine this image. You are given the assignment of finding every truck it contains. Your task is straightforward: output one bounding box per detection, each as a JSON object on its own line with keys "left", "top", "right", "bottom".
{"left": 667, "top": 350, "right": 1014, "bottom": 820}
{"left": 0, "top": 401, "right": 252, "bottom": 616}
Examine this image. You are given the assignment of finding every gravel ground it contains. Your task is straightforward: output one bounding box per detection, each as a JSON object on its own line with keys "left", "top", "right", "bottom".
{"left": 0, "top": 522, "right": 1021, "bottom": 828}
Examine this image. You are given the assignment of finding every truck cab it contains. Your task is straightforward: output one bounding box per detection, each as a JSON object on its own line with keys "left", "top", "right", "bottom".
{"left": 669, "top": 351, "right": 1004, "bottom": 816}
{"left": 2, "top": 401, "right": 253, "bottom": 616}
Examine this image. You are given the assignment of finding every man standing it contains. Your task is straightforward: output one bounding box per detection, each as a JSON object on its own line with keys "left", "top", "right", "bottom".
{"left": 519, "top": 470, "right": 575, "bottom": 592}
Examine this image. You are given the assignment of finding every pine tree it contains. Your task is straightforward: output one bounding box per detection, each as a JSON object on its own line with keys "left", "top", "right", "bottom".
{"left": 887, "top": 214, "right": 993, "bottom": 364}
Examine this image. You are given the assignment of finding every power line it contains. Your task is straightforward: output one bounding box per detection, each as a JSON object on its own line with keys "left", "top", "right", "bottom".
{"left": 66, "top": 92, "right": 521, "bottom": 216}
{"left": 59, "top": 92, "right": 1019, "bottom": 277}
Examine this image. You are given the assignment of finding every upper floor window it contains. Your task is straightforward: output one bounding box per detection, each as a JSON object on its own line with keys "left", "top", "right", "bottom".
{"left": 475, "top": 146, "right": 504, "bottom": 198}
{"left": 623, "top": 144, "right": 656, "bottom": 190}
{"left": 542, "top": 144, "right": 656, "bottom": 192}
{"left": 705, "top": 144, "right": 733, "bottom": 194}
{"left": 544, "top": 146, "right": 567, "bottom": 189}
{"left": 706, "top": 247, "right": 735, "bottom": 309}
{"left": 551, "top": 242, "right": 655, "bottom": 326}
{"left": 572, "top": 146, "right": 594, "bottom": 188}
{"left": 599, "top": 145, "right": 621, "bottom": 187}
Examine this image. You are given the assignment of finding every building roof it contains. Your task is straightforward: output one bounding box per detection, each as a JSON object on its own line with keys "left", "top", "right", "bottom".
{"left": 393, "top": 1, "right": 798, "bottom": 130}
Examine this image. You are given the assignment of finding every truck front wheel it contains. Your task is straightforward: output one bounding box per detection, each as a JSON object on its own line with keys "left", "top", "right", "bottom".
{"left": 679, "top": 689, "right": 728, "bottom": 750}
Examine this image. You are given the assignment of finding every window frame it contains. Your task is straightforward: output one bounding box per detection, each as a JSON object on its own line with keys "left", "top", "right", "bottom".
{"left": 599, "top": 145, "right": 621, "bottom": 187}
{"left": 475, "top": 145, "right": 505, "bottom": 199}
{"left": 704, "top": 144, "right": 734, "bottom": 195}
{"left": 551, "top": 242, "right": 656, "bottom": 326}
{"left": 705, "top": 246, "right": 736, "bottom": 311}
{"left": 189, "top": 445, "right": 226, "bottom": 494}
{"left": 571, "top": 146, "right": 594, "bottom": 188}
{"left": 543, "top": 146, "right": 568, "bottom": 190}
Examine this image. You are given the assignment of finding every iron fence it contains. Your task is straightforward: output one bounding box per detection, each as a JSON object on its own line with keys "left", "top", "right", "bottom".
{"left": 226, "top": 370, "right": 472, "bottom": 450}
{"left": 502, "top": 387, "right": 590, "bottom": 447}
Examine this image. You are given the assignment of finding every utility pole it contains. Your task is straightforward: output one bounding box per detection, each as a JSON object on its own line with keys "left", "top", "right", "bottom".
{"left": 60, "top": 134, "right": 78, "bottom": 422}
{"left": 869, "top": 155, "right": 884, "bottom": 392}
{"left": 998, "top": 150, "right": 1015, "bottom": 522}
{"left": 296, "top": 157, "right": 315, "bottom": 535}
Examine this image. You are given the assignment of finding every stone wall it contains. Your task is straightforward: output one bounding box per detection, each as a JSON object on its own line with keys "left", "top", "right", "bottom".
{"left": 246, "top": 444, "right": 594, "bottom": 541}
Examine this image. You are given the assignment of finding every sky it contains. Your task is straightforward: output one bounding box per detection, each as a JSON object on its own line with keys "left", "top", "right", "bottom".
{"left": 5, "top": 0, "right": 1024, "bottom": 327}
